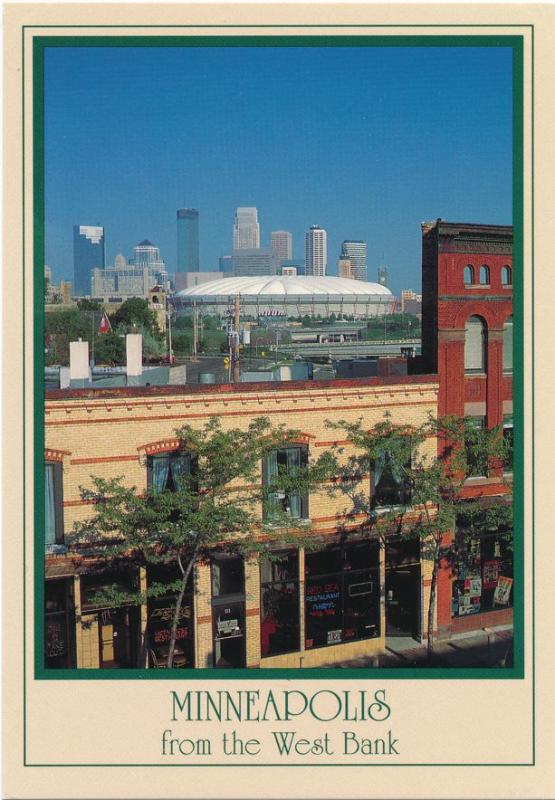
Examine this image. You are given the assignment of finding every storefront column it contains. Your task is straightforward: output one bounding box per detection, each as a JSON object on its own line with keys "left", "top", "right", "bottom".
{"left": 139, "top": 566, "right": 148, "bottom": 667}
{"left": 194, "top": 560, "right": 213, "bottom": 668}
{"left": 379, "top": 542, "right": 386, "bottom": 644}
{"left": 420, "top": 546, "right": 436, "bottom": 643}
{"left": 298, "top": 547, "right": 306, "bottom": 665}
{"left": 74, "top": 573, "right": 100, "bottom": 668}
{"left": 244, "top": 554, "right": 261, "bottom": 668}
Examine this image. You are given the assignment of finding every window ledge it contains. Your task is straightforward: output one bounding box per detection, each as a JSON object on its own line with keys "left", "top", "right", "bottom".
{"left": 263, "top": 517, "right": 311, "bottom": 530}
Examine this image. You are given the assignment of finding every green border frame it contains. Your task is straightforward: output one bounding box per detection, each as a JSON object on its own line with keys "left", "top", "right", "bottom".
{"left": 25, "top": 26, "right": 532, "bottom": 768}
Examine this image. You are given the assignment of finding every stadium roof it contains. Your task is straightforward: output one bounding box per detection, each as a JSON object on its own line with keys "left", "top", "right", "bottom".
{"left": 176, "top": 275, "right": 393, "bottom": 299}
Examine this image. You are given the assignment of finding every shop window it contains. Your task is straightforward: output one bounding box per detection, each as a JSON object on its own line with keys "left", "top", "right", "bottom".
{"left": 45, "top": 579, "right": 75, "bottom": 668}
{"left": 452, "top": 522, "right": 513, "bottom": 618}
{"left": 501, "top": 266, "right": 512, "bottom": 286}
{"left": 464, "top": 417, "right": 488, "bottom": 478}
{"left": 147, "top": 563, "right": 194, "bottom": 668}
{"left": 260, "top": 550, "right": 300, "bottom": 657}
{"left": 479, "top": 265, "right": 490, "bottom": 285}
{"left": 212, "top": 555, "right": 244, "bottom": 598}
{"left": 263, "top": 445, "right": 308, "bottom": 522}
{"left": 464, "top": 316, "right": 487, "bottom": 374}
{"left": 304, "top": 541, "right": 380, "bottom": 649}
{"left": 147, "top": 451, "right": 194, "bottom": 493}
{"left": 371, "top": 443, "right": 411, "bottom": 509}
{"left": 45, "top": 461, "right": 64, "bottom": 547}
{"left": 503, "top": 316, "right": 513, "bottom": 374}
{"left": 503, "top": 416, "right": 513, "bottom": 474}
{"left": 463, "top": 265, "right": 474, "bottom": 286}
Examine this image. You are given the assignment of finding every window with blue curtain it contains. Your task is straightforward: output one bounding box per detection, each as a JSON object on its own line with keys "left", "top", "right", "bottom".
{"left": 149, "top": 452, "right": 192, "bottom": 493}
{"left": 372, "top": 444, "right": 411, "bottom": 508}
{"left": 45, "top": 462, "right": 63, "bottom": 546}
{"left": 263, "top": 446, "right": 308, "bottom": 522}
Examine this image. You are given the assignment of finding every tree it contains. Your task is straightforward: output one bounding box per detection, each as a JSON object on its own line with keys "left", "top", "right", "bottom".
{"left": 77, "top": 298, "right": 104, "bottom": 312}
{"left": 327, "top": 413, "right": 512, "bottom": 661}
{"left": 111, "top": 297, "right": 160, "bottom": 336}
{"left": 93, "top": 331, "right": 126, "bottom": 365}
{"left": 69, "top": 416, "right": 335, "bottom": 668}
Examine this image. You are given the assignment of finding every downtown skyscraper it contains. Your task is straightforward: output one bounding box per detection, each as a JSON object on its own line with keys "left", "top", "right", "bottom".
{"left": 305, "top": 225, "right": 327, "bottom": 277}
{"left": 270, "top": 230, "right": 293, "bottom": 263}
{"left": 73, "top": 224, "right": 105, "bottom": 295}
{"left": 340, "top": 240, "right": 367, "bottom": 281}
{"left": 177, "top": 208, "right": 200, "bottom": 273}
{"left": 233, "top": 207, "right": 260, "bottom": 249}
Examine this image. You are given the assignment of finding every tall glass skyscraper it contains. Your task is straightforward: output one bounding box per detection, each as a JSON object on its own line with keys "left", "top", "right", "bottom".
{"left": 73, "top": 225, "right": 105, "bottom": 296}
{"left": 340, "top": 240, "right": 367, "bottom": 281}
{"left": 305, "top": 225, "right": 327, "bottom": 277}
{"left": 233, "top": 207, "right": 260, "bottom": 250}
{"left": 177, "top": 208, "right": 199, "bottom": 272}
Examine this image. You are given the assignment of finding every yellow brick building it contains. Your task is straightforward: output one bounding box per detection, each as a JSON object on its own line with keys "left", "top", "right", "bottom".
{"left": 44, "top": 375, "right": 438, "bottom": 670}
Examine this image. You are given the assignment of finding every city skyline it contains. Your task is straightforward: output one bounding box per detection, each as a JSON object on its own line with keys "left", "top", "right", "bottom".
{"left": 45, "top": 46, "right": 513, "bottom": 295}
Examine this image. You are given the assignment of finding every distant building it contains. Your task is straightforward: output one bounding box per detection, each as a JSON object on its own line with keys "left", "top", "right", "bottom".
{"left": 219, "top": 255, "right": 234, "bottom": 274}
{"left": 270, "top": 231, "right": 293, "bottom": 263}
{"left": 177, "top": 208, "right": 200, "bottom": 273}
{"left": 281, "top": 259, "right": 305, "bottom": 276}
{"left": 305, "top": 225, "right": 327, "bottom": 277}
{"left": 280, "top": 266, "right": 297, "bottom": 277}
{"left": 378, "top": 267, "right": 388, "bottom": 287}
{"left": 231, "top": 248, "right": 278, "bottom": 277}
{"left": 73, "top": 225, "right": 105, "bottom": 296}
{"left": 91, "top": 240, "right": 168, "bottom": 299}
{"left": 233, "top": 207, "right": 260, "bottom": 250}
{"left": 340, "top": 241, "right": 367, "bottom": 281}
{"left": 338, "top": 258, "right": 353, "bottom": 279}
{"left": 400, "top": 289, "right": 423, "bottom": 316}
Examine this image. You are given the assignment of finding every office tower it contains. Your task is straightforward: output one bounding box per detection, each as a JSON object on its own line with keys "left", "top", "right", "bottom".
{"left": 114, "top": 253, "right": 127, "bottom": 270}
{"left": 230, "top": 248, "right": 278, "bottom": 277}
{"left": 271, "top": 230, "right": 293, "bottom": 263}
{"left": 340, "top": 240, "right": 367, "bottom": 281}
{"left": 177, "top": 208, "right": 200, "bottom": 272}
{"left": 233, "top": 207, "right": 260, "bottom": 250}
{"left": 378, "top": 267, "right": 389, "bottom": 287}
{"left": 338, "top": 257, "right": 353, "bottom": 279}
{"left": 219, "top": 255, "right": 234, "bottom": 274}
{"left": 305, "top": 225, "right": 327, "bottom": 276}
{"left": 73, "top": 225, "right": 105, "bottom": 296}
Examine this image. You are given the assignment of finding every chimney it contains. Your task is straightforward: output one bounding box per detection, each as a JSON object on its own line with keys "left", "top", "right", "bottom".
{"left": 69, "top": 339, "right": 90, "bottom": 388}
{"left": 126, "top": 333, "right": 143, "bottom": 386}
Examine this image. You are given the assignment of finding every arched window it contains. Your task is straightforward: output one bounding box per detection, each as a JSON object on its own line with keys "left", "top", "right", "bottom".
{"left": 501, "top": 266, "right": 512, "bottom": 286}
{"left": 463, "top": 265, "right": 474, "bottom": 286}
{"left": 465, "top": 316, "right": 487, "bottom": 373}
{"left": 503, "top": 315, "right": 513, "bottom": 373}
{"left": 479, "top": 265, "right": 490, "bottom": 285}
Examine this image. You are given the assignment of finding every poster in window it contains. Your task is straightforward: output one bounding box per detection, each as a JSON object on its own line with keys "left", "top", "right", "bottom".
{"left": 494, "top": 576, "right": 514, "bottom": 606}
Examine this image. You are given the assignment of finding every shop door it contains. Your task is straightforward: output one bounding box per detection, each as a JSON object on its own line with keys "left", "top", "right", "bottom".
{"left": 385, "top": 566, "right": 420, "bottom": 638}
{"left": 212, "top": 602, "right": 246, "bottom": 668}
{"left": 99, "top": 608, "right": 135, "bottom": 668}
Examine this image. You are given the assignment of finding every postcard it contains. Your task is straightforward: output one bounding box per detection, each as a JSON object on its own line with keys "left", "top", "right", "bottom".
{"left": 2, "top": 2, "right": 553, "bottom": 798}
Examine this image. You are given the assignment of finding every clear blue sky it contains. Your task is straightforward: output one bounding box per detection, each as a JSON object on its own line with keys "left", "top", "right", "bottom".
{"left": 45, "top": 45, "right": 513, "bottom": 295}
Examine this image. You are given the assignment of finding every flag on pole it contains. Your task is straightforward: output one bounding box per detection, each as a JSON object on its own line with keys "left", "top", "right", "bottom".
{"left": 98, "top": 312, "right": 112, "bottom": 334}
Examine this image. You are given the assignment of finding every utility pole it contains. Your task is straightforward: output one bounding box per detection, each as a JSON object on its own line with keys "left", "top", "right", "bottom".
{"left": 232, "top": 294, "right": 241, "bottom": 383}
{"left": 192, "top": 301, "right": 199, "bottom": 361}
{"left": 167, "top": 297, "right": 173, "bottom": 363}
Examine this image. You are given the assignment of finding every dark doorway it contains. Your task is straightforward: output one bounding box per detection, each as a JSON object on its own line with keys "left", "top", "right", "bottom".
{"left": 385, "top": 566, "right": 420, "bottom": 638}
{"left": 212, "top": 602, "right": 246, "bottom": 668}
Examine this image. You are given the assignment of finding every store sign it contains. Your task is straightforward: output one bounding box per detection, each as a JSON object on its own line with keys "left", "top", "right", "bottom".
{"left": 494, "top": 576, "right": 513, "bottom": 605}
{"left": 327, "top": 629, "right": 342, "bottom": 644}
{"left": 218, "top": 619, "right": 240, "bottom": 636}
{"left": 45, "top": 621, "right": 66, "bottom": 658}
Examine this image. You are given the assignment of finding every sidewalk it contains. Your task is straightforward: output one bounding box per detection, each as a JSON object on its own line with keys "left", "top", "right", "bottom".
{"left": 332, "top": 626, "right": 513, "bottom": 669}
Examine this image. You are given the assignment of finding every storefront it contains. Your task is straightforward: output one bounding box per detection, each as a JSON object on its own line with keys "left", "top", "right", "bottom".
{"left": 80, "top": 570, "right": 141, "bottom": 669}
{"left": 45, "top": 578, "right": 75, "bottom": 668}
{"left": 146, "top": 563, "right": 194, "bottom": 668}
{"left": 304, "top": 540, "right": 381, "bottom": 650}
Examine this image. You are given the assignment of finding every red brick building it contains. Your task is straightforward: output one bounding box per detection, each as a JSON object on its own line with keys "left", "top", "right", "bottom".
{"left": 420, "top": 220, "right": 513, "bottom": 637}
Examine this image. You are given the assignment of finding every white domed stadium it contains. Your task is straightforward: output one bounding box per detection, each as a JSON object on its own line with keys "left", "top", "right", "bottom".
{"left": 172, "top": 275, "right": 394, "bottom": 318}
